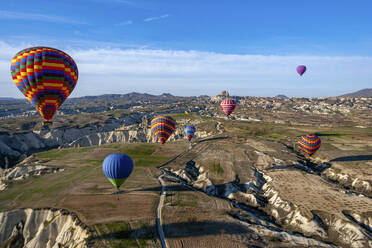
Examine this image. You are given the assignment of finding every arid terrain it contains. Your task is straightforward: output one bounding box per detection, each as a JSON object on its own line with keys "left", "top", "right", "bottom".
{"left": 0, "top": 92, "right": 371, "bottom": 247}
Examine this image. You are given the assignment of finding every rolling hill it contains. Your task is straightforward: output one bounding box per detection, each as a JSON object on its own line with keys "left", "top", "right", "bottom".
{"left": 339, "top": 88, "right": 372, "bottom": 97}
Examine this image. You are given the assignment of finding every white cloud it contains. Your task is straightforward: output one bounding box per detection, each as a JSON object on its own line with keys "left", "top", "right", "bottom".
{"left": 144, "top": 14, "right": 170, "bottom": 22}
{"left": 1, "top": 41, "right": 371, "bottom": 98}
{"left": 0, "top": 10, "right": 85, "bottom": 24}
{"left": 116, "top": 20, "right": 133, "bottom": 26}
{"left": 2, "top": 36, "right": 145, "bottom": 50}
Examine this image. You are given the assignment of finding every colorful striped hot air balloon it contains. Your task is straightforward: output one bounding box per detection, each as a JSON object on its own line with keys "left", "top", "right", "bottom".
{"left": 102, "top": 153, "right": 134, "bottom": 190}
{"left": 10, "top": 47, "right": 78, "bottom": 124}
{"left": 151, "top": 116, "right": 176, "bottom": 144}
{"left": 297, "top": 134, "right": 321, "bottom": 157}
{"left": 220, "top": 98, "right": 236, "bottom": 117}
{"left": 185, "top": 125, "right": 196, "bottom": 142}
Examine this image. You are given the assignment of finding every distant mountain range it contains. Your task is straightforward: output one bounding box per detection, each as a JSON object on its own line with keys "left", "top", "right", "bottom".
{"left": 0, "top": 97, "right": 17, "bottom": 100}
{"left": 339, "top": 88, "right": 372, "bottom": 97}
{"left": 1, "top": 89, "right": 371, "bottom": 103}
{"left": 66, "top": 92, "right": 188, "bottom": 104}
{"left": 275, "top": 94, "right": 288, "bottom": 98}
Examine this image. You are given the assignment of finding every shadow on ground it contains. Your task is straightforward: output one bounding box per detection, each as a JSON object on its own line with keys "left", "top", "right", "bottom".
{"left": 315, "top": 133, "right": 342, "bottom": 137}
{"left": 134, "top": 184, "right": 193, "bottom": 192}
{"left": 88, "top": 220, "right": 256, "bottom": 241}
{"left": 196, "top": 136, "right": 229, "bottom": 144}
{"left": 267, "top": 160, "right": 331, "bottom": 174}
{"left": 330, "top": 155, "right": 372, "bottom": 162}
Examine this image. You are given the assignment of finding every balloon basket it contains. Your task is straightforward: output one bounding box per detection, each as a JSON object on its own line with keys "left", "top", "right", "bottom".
{"left": 112, "top": 189, "right": 127, "bottom": 195}
{"left": 43, "top": 121, "right": 53, "bottom": 126}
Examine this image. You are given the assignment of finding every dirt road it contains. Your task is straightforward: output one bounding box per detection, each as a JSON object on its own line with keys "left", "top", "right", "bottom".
{"left": 156, "top": 172, "right": 168, "bottom": 248}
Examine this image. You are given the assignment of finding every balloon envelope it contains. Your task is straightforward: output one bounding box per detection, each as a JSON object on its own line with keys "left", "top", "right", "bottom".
{"left": 296, "top": 65, "right": 306, "bottom": 76}
{"left": 185, "top": 125, "right": 196, "bottom": 141}
{"left": 297, "top": 134, "right": 321, "bottom": 157}
{"left": 10, "top": 47, "right": 78, "bottom": 121}
{"left": 220, "top": 98, "right": 236, "bottom": 117}
{"left": 151, "top": 116, "right": 176, "bottom": 144}
{"left": 102, "top": 153, "right": 134, "bottom": 188}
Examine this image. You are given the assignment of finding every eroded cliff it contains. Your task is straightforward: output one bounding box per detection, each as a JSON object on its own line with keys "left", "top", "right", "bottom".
{"left": 0, "top": 208, "right": 90, "bottom": 248}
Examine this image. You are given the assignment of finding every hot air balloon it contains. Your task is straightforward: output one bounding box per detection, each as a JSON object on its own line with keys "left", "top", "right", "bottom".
{"left": 10, "top": 47, "right": 78, "bottom": 125}
{"left": 296, "top": 65, "right": 306, "bottom": 76}
{"left": 102, "top": 153, "right": 134, "bottom": 191}
{"left": 297, "top": 134, "right": 321, "bottom": 157}
{"left": 151, "top": 116, "right": 176, "bottom": 144}
{"left": 220, "top": 98, "right": 236, "bottom": 117}
{"left": 185, "top": 125, "right": 196, "bottom": 142}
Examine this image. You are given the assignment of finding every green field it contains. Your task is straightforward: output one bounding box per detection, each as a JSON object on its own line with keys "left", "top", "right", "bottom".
{"left": 0, "top": 142, "right": 187, "bottom": 247}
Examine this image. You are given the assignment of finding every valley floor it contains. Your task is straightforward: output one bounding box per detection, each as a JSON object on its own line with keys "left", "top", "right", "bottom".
{"left": 0, "top": 114, "right": 371, "bottom": 247}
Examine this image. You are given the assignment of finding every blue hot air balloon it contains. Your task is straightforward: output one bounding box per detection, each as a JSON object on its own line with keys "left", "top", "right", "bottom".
{"left": 185, "top": 125, "right": 196, "bottom": 142}
{"left": 102, "top": 153, "right": 134, "bottom": 190}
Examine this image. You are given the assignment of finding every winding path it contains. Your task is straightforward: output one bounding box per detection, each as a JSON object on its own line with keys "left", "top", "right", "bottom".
{"left": 155, "top": 135, "right": 228, "bottom": 247}
{"left": 156, "top": 172, "right": 168, "bottom": 248}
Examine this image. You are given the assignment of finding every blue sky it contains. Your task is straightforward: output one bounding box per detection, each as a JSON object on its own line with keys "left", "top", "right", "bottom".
{"left": 0, "top": 0, "right": 371, "bottom": 97}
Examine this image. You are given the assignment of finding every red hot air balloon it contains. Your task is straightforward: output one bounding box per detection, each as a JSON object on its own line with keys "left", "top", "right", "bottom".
{"left": 296, "top": 65, "right": 307, "bottom": 76}
{"left": 220, "top": 98, "right": 236, "bottom": 117}
{"left": 10, "top": 47, "right": 78, "bottom": 125}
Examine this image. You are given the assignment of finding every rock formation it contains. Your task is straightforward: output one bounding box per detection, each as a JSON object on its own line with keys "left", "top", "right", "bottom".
{"left": 0, "top": 208, "right": 90, "bottom": 248}
{"left": 162, "top": 139, "right": 372, "bottom": 247}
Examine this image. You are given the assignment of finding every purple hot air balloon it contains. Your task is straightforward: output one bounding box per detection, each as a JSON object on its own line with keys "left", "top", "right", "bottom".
{"left": 297, "top": 65, "right": 307, "bottom": 76}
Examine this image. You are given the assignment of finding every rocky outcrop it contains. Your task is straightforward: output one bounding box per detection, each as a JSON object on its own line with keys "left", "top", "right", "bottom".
{"left": 210, "top": 90, "right": 231, "bottom": 103}
{"left": 0, "top": 113, "right": 216, "bottom": 169}
{"left": 164, "top": 163, "right": 334, "bottom": 247}
{"left": 323, "top": 167, "right": 371, "bottom": 197}
{"left": 164, "top": 159, "right": 372, "bottom": 248}
{"left": 0, "top": 208, "right": 90, "bottom": 248}
{"left": 238, "top": 96, "right": 372, "bottom": 114}
{"left": 313, "top": 210, "right": 372, "bottom": 247}
{"left": 0, "top": 132, "right": 46, "bottom": 168}
{"left": 0, "top": 156, "right": 63, "bottom": 191}
{"left": 0, "top": 113, "right": 148, "bottom": 168}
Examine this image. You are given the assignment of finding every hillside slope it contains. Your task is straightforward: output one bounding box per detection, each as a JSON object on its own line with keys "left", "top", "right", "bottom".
{"left": 339, "top": 88, "right": 372, "bottom": 97}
